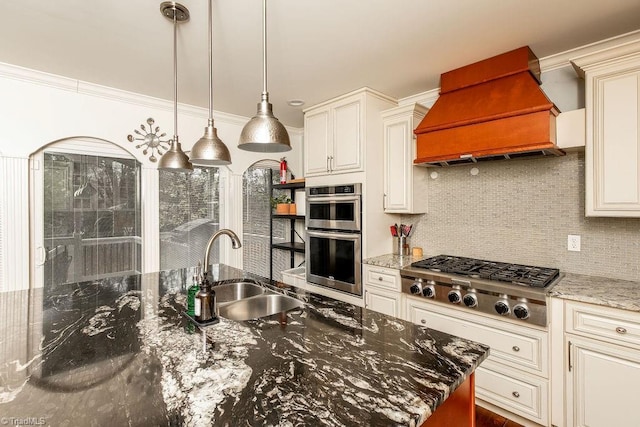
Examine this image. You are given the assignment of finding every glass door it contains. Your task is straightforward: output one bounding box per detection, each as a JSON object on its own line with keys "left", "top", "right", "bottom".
{"left": 33, "top": 145, "right": 141, "bottom": 288}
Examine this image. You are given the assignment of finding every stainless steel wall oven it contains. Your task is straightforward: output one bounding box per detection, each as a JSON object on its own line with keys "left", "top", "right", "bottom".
{"left": 305, "top": 184, "right": 362, "bottom": 296}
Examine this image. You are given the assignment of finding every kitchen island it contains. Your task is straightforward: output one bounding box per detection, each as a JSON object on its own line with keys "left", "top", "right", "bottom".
{"left": 0, "top": 265, "right": 488, "bottom": 426}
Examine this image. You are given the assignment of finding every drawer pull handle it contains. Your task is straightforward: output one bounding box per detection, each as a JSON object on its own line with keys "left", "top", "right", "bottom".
{"left": 421, "top": 319, "right": 427, "bottom": 324}
{"left": 378, "top": 277, "right": 383, "bottom": 281}
{"left": 512, "top": 346, "right": 520, "bottom": 352}
{"left": 616, "top": 327, "right": 627, "bottom": 334}
{"left": 512, "top": 391, "right": 520, "bottom": 398}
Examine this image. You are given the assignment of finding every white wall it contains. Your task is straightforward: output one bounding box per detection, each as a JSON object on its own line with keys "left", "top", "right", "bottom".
{"left": 0, "top": 62, "right": 303, "bottom": 292}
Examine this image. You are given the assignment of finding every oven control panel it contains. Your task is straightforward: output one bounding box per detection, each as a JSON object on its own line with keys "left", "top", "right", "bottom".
{"left": 400, "top": 276, "right": 547, "bottom": 327}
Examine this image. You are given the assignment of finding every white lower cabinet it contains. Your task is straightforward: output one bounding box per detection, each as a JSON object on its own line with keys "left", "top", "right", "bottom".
{"left": 406, "top": 296, "right": 550, "bottom": 426}
{"left": 475, "top": 361, "right": 548, "bottom": 424}
{"left": 362, "top": 265, "right": 404, "bottom": 318}
{"left": 563, "top": 300, "right": 640, "bottom": 427}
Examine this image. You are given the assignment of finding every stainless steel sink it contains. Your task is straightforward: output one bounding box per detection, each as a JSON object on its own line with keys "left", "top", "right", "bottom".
{"left": 217, "top": 293, "right": 304, "bottom": 321}
{"left": 214, "top": 281, "right": 265, "bottom": 304}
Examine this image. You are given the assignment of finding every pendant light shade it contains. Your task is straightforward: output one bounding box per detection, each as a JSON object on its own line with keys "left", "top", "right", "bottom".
{"left": 158, "top": 1, "right": 193, "bottom": 172}
{"left": 238, "top": 0, "right": 291, "bottom": 152}
{"left": 159, "top": 138, "right": 192, "bottom": 170}
{"left": 190, "top": 124, "right": 231, "bottom": 165}
{"left": 190, "top": 0, "right": 232, "bottom": 165}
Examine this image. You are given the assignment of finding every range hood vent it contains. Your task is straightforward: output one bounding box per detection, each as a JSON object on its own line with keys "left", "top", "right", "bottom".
{"left": 414, "top": 46, "right": 565, "bottom": 166}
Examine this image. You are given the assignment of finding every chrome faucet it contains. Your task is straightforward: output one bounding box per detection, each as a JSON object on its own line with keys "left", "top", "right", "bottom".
{"left": 202, "top": 228, "right": 242, "bottom": 277}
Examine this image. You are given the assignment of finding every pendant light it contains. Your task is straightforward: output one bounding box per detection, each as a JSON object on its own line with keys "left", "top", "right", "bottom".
{"left": 190, "top": 0, "right": 231, "bottom": 165}
{"left": 158, "top": 1, "right": 193, "bottom": 172}
{"left": 238, "top": 0, "right": 291, "bottom": 152}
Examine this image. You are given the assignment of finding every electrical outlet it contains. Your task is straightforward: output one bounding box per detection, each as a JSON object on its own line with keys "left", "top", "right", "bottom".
{"left": 568, "top": 235, "right": 581, "bottom": 252}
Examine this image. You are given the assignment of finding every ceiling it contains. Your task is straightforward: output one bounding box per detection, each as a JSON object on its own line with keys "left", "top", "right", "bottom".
{"left": 3, "top": 0, "right": 640, "bottom": 128}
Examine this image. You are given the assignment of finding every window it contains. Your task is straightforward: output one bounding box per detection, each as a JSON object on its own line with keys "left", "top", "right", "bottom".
{"left": 158, "top": 168, "right": 220, "bottom": 270}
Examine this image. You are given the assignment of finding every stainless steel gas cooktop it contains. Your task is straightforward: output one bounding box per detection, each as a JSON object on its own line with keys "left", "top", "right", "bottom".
{"left": 400, "top": 255, "right": 562, "bottom": 327}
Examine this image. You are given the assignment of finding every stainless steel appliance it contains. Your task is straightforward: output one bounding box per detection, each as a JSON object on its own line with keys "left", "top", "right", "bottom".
{"left": 306, "top": 184, "right": 362, "bottom": 296}
{"left": 400, "top": 255, "right": 561, "bottom": 326}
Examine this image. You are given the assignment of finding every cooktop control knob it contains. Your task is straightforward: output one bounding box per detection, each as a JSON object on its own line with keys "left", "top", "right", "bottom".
{"left": 410, "top": 280, "right": 423, "bottom": 295}
{"left": 495, "top": 300, "right": 510, "bottom": 316}
{"left": 463, "top": 293, "right": 478, "bottom": 308}
{"left": 422, "top": 285, "right": 435, "bottom": 298}
{"left": 513, "top": 303, "right": 530, "bottom": 320}
{"left": 447, "top": 290, "right": 461, "bottom": 304}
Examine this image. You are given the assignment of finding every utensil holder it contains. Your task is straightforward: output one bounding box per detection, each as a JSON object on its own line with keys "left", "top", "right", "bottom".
{"left": 393, "top": 236, "right": 410, "bottom": 256}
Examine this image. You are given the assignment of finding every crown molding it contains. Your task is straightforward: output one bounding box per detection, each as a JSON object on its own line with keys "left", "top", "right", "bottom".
{"left": 302, "top": 86, "right": 397, "bottom": 113}
{"left": 0, "top": 61, "right": 305, "bottom": 130}
{"left": 398, "top": 29, "right": 640, "bottom": 106}
{"left": 4, "top": 28, "right": 640, "bottom": 126}
{"left": 540, "top": 29, "right": 640, "bottom": 72}
{"left": 0, "top": 62, "right": 78, "bottom": 92}
{"left": 397, "top": 87, "right": 439, "bottom": 109}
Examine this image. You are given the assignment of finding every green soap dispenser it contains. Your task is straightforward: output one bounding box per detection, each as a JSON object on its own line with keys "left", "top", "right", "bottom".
{"left": 187, "top": 275, "right": 200, "bottom": 317}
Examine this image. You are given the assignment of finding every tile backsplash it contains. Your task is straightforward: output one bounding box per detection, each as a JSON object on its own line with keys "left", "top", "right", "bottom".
{"left": 401, "top": 151, "right": 640, "bottom": 282}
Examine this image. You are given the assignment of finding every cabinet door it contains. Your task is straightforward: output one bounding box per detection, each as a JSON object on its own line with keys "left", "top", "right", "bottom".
{"left": 382, "top": 104, "right": 428, "bottom": 214}
{"left": 365, "top": 288, "right": 401, "bottom": 318}
{"left": 384, "top": 117, "right": 412, "bottom": 212}
{"left": 331, "top": 97, "right": 363, "bottom": 173}
{"left": 586, "top": 66, "right": 640, "bottom": 216}
{"left": 567, "top": 335, "right": 640, "bottom": 427}
{"left": 304, "top": 108, "right": 331, "bottom": 176}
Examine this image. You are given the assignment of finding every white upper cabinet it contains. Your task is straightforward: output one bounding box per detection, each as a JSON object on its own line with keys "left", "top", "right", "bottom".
{"left": 381, "top": 104, "right": 429, "bottom": 213}
{"left": 304, "top": 88, "right": 396, "bottom": 178}
{"left": 572, "top": 41, "right": 640, "bottom": 217}
{"left": 304, "top": 108, "right": 332, "bottom": 176}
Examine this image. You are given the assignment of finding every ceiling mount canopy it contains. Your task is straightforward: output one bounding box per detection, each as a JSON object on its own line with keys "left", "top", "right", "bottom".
{"left": 238, "top": 0, "right": 291, "bottom": 153}
{"left": 158, "top": 1, "right": 193, "bottom": 172}
{"left": 190, "top": 0, "right": 231, "bottom": 166}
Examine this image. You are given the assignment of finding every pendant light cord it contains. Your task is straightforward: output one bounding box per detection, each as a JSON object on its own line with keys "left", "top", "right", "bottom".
{"left": 173, "top": 11, "right": 179, "bottom": 142}
{"left": 208, "top": 0, "right": 214, "bottom": 124}
{"left": 262, "top": 0, "right": 268, "bottom": 101}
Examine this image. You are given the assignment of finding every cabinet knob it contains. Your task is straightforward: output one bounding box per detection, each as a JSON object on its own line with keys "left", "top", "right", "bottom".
{"left": 616, "top": 327, "right": 627, "bottom": 334}
{"left": 512, "top": 346, "right": 520, "bottom": 352}
{"left": 512, "top": 391, "right": 520, "bottom": 398}
{"left": 421, "top": 319, "right": 426, "bottom": 324}
{"left": 378, "top": 276, "right": 383, "bottom": 281}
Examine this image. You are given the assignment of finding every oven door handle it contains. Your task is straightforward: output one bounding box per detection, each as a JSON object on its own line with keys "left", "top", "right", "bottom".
{"left": 306, "top": 229, "right": 362, "bottom": 240}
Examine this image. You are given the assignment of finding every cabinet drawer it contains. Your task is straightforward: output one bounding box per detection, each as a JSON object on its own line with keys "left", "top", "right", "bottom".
{"left": 476, "top": 362, "right": 548, "bottom": 425}
{"left": 566, "top": 301, "right": 640, "bottom": 349}
{"left": 363, "top": 265, "right": 400, "bottom": 291}
{"left": 406, "top": 298, "right": 548, "bottom": 376}
{"left": 365, "top": 288, "right": 402, "bottom": 318}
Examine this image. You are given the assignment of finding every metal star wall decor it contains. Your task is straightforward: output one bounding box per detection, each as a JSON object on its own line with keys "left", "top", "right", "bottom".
{"left": 127, "top": 118, "right": 171, "bottom": 162}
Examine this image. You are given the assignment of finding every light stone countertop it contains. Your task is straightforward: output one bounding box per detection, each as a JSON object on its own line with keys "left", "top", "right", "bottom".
{"left": 550, "top": 272, "right": 640, "bottom": 313}
{"left": 362, "top": 253, "right": 422, "bottom": 270}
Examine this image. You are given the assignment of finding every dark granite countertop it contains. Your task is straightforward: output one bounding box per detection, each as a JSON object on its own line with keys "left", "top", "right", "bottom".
{"left": 0, "top": 265, "right": 489, "bottom": 426}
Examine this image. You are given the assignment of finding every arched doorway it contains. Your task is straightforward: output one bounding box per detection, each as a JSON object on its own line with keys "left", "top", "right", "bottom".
{"left": 31, "top": 137, "right": 142, "bottom": 288}
{"left": 242, "top": 160, "right": 304, "bottom": 281}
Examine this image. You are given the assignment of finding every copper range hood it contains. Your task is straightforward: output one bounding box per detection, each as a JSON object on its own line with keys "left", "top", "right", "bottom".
{"left": 414, "top": 46, "right": 565, "bottom": 166}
